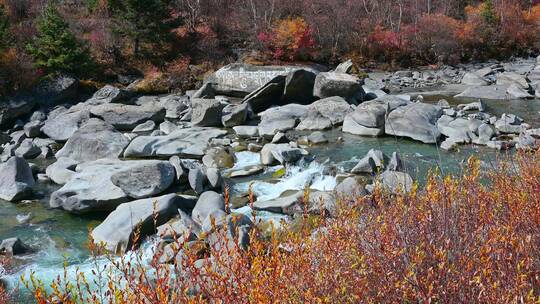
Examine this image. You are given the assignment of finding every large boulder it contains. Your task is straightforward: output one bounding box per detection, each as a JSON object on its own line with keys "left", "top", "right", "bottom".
{"left": 369, "top": 171, "right": 414, "bottom": 194}
{"left": 461, "top": 72, "right": 489, "bottom": 86}
{"left": 191, "top": 191, "right": 225, "bottom": 225}
{"left": 0, "top": 157, "right": 35, "bottom": 201}
{"left": 91, "top": 194, "right": 197, "bottom": 253}
{"left": 313, "top": 72, "right": 364, "bottom": 103}
{"left": 86, "top": 85, "right": 131, "bottom": 104}
{"left": 343, "top": 100, "right": 387, "bottom": 136}
{"left": 110, "top": 160, "right": 176, "bottom": 199}
{"left": 282, "top": 69, "right": 317, "bottom": 104}
{"left": 455, "top": 84, "right": 532, "bottom": 100}
{"left": 253, "top": 191, "right": 336, "bottom": 216}
{"left": 351, "top": 149, "right": 388, "bottom": 174}
{"left": 221, "top": 103, "right": 250, "bottom": 127}
{"left": 385, "top": 103, "right": 442, "bottom": 144}
{"left": 206, "top": 63, "right": 319, "bottom": 97}
{"left": 41, "top": 107, "right": 91, "bottom": 142}
{"left": 33, "top": 75, "right": 79, "bottom": 106}
{"left": 296, "top": 97, "right": 354, "bottom": 131}
{"left": 159, "top": 94, "right": 190, "bottom": 119}
{"left": 50, "top": 159, "right": 173, "bottom": 214}
{"left": 55, "top": 119, "right": 130, "bottom": 163}
{"left": 191, "top": 98, "right": 227, "bottom": 127}
{"left": 258, "top": 104, "right": 309, "bottom": 137}
{"left": 90, "top": 103, "right": 165, "bottom": 131}
{"left": 0, "top": 96, "right": 36, "bottom": 128}
{"left": 242, "top": 76, "right": 286, "bottom": 113}
{"left": 46, "top": 157, "right": 78, "bottom": 185}
{"left": 202, "top": 147, "right": 235, "bottom": 169}
{"left": 260, "top": 143, "right": 306, "bottom": 165}
{"left": 123, "top": 127, "right": 227, "bottom": 159}
{"left": 496, "top": 72, "right": 529, "bottom": 89}
{"left": 0, "top": 237, "right": 32, "bottom": 256}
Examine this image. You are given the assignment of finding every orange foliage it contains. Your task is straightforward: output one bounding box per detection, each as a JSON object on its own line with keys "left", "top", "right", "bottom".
{"left": 24, "top": 151, "right": 540, "bottom": 303}
{"left": 258, "top": 17, "right": 315, "bottom": 61}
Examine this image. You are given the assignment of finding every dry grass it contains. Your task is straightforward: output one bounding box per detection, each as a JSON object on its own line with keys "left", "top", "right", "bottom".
{"left": 22, "top": 152, "right": 540, "bottom": 303}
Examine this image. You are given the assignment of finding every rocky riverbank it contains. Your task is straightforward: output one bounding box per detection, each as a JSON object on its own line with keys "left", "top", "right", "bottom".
{"left": 1, "top": 56, "right": 540, "bottom": 289}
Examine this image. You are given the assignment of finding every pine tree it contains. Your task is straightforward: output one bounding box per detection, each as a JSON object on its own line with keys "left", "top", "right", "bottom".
{"left": 27, "top": 4, "right": 93, "bottom": 77}
{"left": 109, "top": 0, "right": 172, "bottom": 57}
{"left": 0, "top": 4, "right": 11, "bottom": 51}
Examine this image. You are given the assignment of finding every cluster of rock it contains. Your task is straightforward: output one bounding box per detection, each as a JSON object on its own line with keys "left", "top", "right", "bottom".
{"left": 0, "top": 58, "right": 539, "bottom": 261}
{"left": 456, "top": 57, "right": 540, "bottom": 99}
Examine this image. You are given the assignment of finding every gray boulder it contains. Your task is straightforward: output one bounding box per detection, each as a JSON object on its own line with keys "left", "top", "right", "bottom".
{"left": 334, "top": 59, "right": 354, "bottom": 74}
{"left": 110, "top": 161, "right": 176, "bottom": 199}
{"left": 313, "top": 72, "right": 364, "bottom": 103}
{"left": 55, "top": 119, "right": 130, "bottom": 163}
{"left": 207, "top": 63, "right": 318, "bottom": 97}
{"left": 496, "top": 72, "right": 529, "bottom": 89}
{"left": 91, "top": 194, "right": 197, "bottom": 253}
{"left": 343, "top": 100, "right": 387, "bottom": 136}
{"left": 260, "top": 143, "right": 306, "bottom": 165}
{"left": 202, "top": 147, "right": 235, "bottom": 169}
{"left": 233, "top": 126, "right": 259, "bottom": 138}
{"left": 370, "top": 171, "right": 414, "bottom": 194}
{"left": 351, "top": 149, "right": 388, "bottom": 174}
{"left": 0, "top": 237, "right": 32, "bottom": 256}
{"left": 335, "top": 177, "right": 366, "bottom": 198}
{"left": 90, "top": 103, "right": 165, "bottom": 131}
{"left": 385, "top": 103, "right": 442, "bottom": 143}
{"left": 282, "top": 69, "right": 317, "bottom": 104}
{"left": 14, "top": 139, "right": 41, "bottom": 159}
{"left": 87, "top": 85, "right": 131, "bottom": 104}
{"left": 242, "top": 76, "right": 286, "bottom": 113}
{"left": 461, "top": 72, "right": 488, "bottom": 86}
{"left": 41, "top": 107, "right": 91, "bottom": 142}
{"left": 132, "top": 120, "right": 156, "bottom": 133}
{"left": 0, "top": 96, "right": 36, "bottom": 128}
{"left": 258, "top": 104, "right": 308, "bottom": 137}
{"left": 50, "top": 159, "right": 170, "bottom": 213}
{"left": 33, "top": 75, "right": 79, "bottom": 106}
{"left": 46, "top": 157, "right": 78, "bottom": 185}
{"left": 188, "top": 167, "right": 208, "bottom": 194}
{"left": 0, "top": 157, "right": 35, "bottom": 202}
{"left": 24, "top": 120, "right": 43, "bottom": 138}
{"left": 191, "top": 98, "right": 227, "bottom": 127}
{"left": 123, "top": 127, "right": 227, "bottom": 159}
{"left": 221, "top": 103, "right": 249, "bottom": 127}
{"left": 191, "top": 191, "right": 225, "bottom": 225}
{"left": 159, "top": 94, "right": 190, "bottom": 119}
{"left": 296, "top": 97, "right": 354, "bottom": 131}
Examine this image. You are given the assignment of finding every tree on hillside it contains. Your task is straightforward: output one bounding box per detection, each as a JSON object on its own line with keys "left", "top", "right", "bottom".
{"left": 0, "top": 4, "right": 11, "bottom": 51}
{"left": 27, "top": 4, "right": 93, "bottom": 77}
{"left": 109, "top": 0, "right": 172, "bottom": 57}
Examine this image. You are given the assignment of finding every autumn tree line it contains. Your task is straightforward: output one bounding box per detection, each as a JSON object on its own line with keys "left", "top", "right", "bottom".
{"left": 1, "top": 0, "right": 540, "bottom": 95}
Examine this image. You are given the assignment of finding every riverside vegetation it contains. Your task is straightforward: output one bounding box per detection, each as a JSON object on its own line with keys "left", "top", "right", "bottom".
{"left": 4, "top": 152, "right": 540, "bottom": 303}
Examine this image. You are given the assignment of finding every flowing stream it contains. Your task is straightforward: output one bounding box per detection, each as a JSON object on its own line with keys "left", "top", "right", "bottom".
{"left": 1, "top": 95, "right": 540, "bottom": 299}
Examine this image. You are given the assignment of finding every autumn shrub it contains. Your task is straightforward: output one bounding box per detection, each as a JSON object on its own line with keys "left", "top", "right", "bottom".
{"left": 21, "top": 150, "right": 540, "bottom": 303}
{"left": 258, "top": 17, "right": 315, "bottom": 61}
{"left": 408, "top": 14, "right": 461, "bottom": 64}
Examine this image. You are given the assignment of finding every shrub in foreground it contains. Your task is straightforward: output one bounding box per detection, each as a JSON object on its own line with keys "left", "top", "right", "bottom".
{"left": 22, "top": 152, "right": 540, "bottom": 303}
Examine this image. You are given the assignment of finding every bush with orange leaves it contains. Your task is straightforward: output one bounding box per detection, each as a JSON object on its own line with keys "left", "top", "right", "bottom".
{"left": 24, "top": 151, "right": 540, "bottom": 303}
{"left": 258, "top": 17, "right": 315, "bottom": 61}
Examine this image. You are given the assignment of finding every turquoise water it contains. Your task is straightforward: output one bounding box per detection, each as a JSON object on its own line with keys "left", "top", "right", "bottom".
{"left": 1, "top": 95, "right": 539, "bottom": 299}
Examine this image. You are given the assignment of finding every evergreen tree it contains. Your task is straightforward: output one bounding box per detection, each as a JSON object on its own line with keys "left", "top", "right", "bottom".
{"left": 27, "top": 4, "right": 93, "bottom": 77}
{"left": 0, "top": 4, "right": 11, "bottom": 51}
{"left": 109, "top": 0, "right": 172, "bottom": 57}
